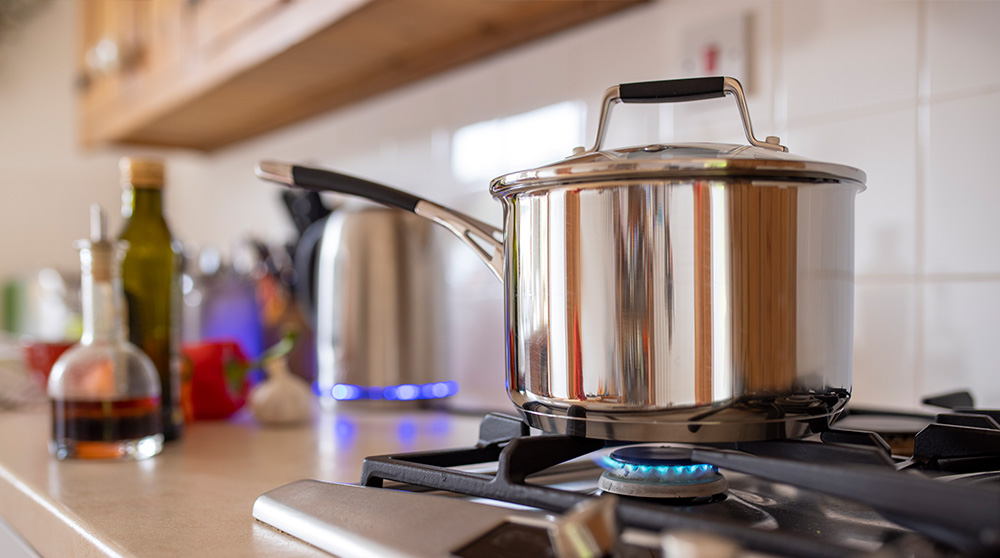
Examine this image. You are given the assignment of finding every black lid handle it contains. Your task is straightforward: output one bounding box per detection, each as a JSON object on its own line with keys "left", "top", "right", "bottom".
{"left": 618, "top": 76, "right": 726, "bottom": 104}
{"left": 587, "top": 76, "right": 786, "bottom": 153}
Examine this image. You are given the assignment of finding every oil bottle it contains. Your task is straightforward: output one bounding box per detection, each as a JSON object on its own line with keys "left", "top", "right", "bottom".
{"left": 118, "top": 157, "right": 183, "bottom": 440}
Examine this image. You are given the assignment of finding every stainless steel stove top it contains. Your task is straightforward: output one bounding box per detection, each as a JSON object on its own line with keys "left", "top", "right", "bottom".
{"left": 255, "top": 453, "right": 918, "bottom": 558}
{"left": 253, "top": 395, "right": 1000, "bottom": 558}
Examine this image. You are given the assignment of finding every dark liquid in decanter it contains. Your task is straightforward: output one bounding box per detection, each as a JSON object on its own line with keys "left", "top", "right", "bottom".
{"left": 51, "top": 397, "right": 163, "bottom": 459}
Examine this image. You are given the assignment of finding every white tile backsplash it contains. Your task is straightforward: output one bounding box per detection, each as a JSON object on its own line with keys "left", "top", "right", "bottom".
{"left": 926, "top": 0, "right": 1000, "bottom": 97}
{"left": 924, "top": 90, "right": 1000, "bottom": 275}
{"left": 424, "top": 53, "right": 503, "bottom": 134}
{"left": 443, "top": 242, "right": 510, "bottom": 412}
{"left": 923, "top": 281, "right": 1000, "bottom": 408}
{"left": 671, "top": 97, "right": 759, "bottom": 146}
{"left": 781, "top": 0, "right": 919, "bottom": 122}
{"left": 5, "top": 0, "right": 1000, "bottom": 413}
{"left": 123, "top": 0, "right": 1000, "bottom": 411}
{"left": 852, "top": 283, "right": 919, "bottom": 408}
{"left": 787, "top": 107, "right": 918, "bottom": 277}
{"left": 560, "top": 1, "right": 675, "bottom": 92}
{"left": 670, "top": 1, "right": 776, "bottom": 138}
{"left": 600, "top": 102, "right": 664, "bottom": 151}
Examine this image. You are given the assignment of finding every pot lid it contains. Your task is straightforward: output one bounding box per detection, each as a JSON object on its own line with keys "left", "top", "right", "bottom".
{"left": 490, "top": 142, "right": 867, "bottom": 195}
{"left": 490, "top": 77, "right": 866, "bottom": 195}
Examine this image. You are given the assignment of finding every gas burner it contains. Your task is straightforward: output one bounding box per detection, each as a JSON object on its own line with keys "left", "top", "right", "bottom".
{"left": 256, "top": 401, "right": 1000, "bottom": 558}
{"left": 598, "top": 446, "right": 728, "bottom": 498}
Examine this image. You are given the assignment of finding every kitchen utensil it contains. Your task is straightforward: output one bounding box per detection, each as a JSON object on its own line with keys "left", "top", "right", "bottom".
{"left": 295, "top": 205, "right": 446, "bottom": 407}
{"left": 256, "top": 76, "right": 866, "bottom": 442}
{"left": 281, "top": 190, "right": 331, "bottom": 236}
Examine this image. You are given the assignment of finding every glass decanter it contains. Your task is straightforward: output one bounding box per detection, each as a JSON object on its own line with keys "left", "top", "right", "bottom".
{"left": 48, "top": 205, "right": 163, "bottom": 460}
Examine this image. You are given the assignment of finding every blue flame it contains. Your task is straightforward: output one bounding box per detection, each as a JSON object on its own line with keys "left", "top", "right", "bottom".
{"left": 599, "top": 456, "right": 716, "bottom": 478}
{"left": 313, "top": 381, "right": 460, "bottom": 401}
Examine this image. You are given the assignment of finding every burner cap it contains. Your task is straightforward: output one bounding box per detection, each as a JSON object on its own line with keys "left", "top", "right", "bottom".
{"left": 598, "top": 446, "right": 728, "bottom": 499}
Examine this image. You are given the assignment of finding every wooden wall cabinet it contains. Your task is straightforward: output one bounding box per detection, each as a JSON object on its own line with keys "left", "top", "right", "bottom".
{"left": 76, "top": 0, "right": 645, "bottom": 152}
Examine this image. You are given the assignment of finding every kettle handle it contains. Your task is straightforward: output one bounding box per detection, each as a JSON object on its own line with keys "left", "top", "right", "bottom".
{"left": 293, "top": 216, "right": 328, "bottom": 326}
{"left": 588, "top": 76, "right": 787, "bottom": 153}
{"left": 256, "top": 162, "right": 505, "bottom": 282}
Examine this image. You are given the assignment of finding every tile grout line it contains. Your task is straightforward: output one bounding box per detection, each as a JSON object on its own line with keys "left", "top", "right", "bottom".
{"left": 856, "top": 273, "right": 1000, "bottom": 285}
{"left": 923, "top": 82, "right": 1000, "bottom": 105}
{"left": 785, "top": 98, "right": 918, "bottom": 130}
{"left": 771, "top": 0, "right": 787, "bottom": 137}
{"left": 914, "top": 0, "right": 930, "bottom": 404}
{"left": 781, "top": 82, "right": 1000, "bottom": 132}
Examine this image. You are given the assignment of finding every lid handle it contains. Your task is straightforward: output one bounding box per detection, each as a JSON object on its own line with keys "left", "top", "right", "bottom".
{"left": 588, "top": 76, "right": 787, "bottom": 153}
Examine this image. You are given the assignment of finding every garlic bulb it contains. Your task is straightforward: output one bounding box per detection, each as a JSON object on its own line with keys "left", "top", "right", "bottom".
{"left": 249, "top": 356, "right": 314, "bottom": 426}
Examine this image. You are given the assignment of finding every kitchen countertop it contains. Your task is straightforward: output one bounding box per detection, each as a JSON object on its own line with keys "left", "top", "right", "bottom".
{"left": 0, "top": 402, "right": 485, "bottom": 557}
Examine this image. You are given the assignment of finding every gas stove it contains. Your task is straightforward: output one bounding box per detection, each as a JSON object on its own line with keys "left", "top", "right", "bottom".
{"left": 253, "top": 392, "right": 1000, "bottom": 558}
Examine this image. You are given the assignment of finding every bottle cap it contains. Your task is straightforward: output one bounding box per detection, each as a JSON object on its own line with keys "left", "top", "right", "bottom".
{"left": 75, "top": 204, "right": 121, "bottom": 282}
{"left": 120, "top": 157, "right": 165, "bottom": 189}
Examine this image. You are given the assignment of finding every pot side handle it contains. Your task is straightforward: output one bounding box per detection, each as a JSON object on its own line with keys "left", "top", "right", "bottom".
{"left": 590, "top": 76, "right": 787, "bottom": 153}
{"left": 256, "top": 161, "right": 505, "bottom": 282}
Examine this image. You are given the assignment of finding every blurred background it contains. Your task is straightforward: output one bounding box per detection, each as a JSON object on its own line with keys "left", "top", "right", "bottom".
{"left": 1, "top": 0, "right": 998, "bottom": 410}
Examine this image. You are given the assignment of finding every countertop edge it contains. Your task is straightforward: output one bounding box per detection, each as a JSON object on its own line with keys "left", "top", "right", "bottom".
{"left": 0, "top": 405, "right": 490, "bottom": 557}
{"left": 0, "top": 459, "right": 128, "bottom": 558}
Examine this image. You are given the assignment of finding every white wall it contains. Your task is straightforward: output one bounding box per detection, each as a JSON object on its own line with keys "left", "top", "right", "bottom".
{"left": 2, "top": 0, "right": 999, "bottom": 409}
{"left": 0, "top": 2, "right": 121, "bottom": 274}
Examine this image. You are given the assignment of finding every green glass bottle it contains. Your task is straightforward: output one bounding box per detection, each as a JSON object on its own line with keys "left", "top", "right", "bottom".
{"left": 118, "top": 158, "right": 183, "bottom": 441}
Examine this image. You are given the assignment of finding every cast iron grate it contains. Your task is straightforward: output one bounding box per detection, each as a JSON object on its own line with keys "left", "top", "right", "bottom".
{"left": 361, "top": 403, "right": 1000, "bottom": 557}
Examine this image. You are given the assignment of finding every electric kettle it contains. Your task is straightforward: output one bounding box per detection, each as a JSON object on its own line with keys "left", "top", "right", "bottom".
{"left": 296, "top": 204, "right": 449, "bottom": 408}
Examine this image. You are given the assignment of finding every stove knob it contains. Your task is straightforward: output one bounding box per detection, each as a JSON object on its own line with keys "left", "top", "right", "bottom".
{"left": 550, "top": 495, "right": 620, "bottom": 558}
{"left": 661, "top": 530, "right": 739, "bottom": 558}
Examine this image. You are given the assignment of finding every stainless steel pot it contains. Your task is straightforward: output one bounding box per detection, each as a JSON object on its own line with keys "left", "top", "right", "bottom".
{"left": 257, "top": 76, "right": 866, "bottom": 442}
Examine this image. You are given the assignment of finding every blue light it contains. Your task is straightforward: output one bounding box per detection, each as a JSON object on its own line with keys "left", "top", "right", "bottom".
{"left": 334, "top": 418, "right": 356, "bottom": 440}
{"left": 431, "top": 383, "right": 450, "bottom": 398}
{"left": 397, "top": 419, "right": 417, "bottom": 444}
{"left": 396, "top": 384, "right": 420, "bottom": 401}
{"left": 330, "top": 384, "right": 363, "bottom": 401}
{"left": 315, "top": 381, "right": 460, "bottom": 401}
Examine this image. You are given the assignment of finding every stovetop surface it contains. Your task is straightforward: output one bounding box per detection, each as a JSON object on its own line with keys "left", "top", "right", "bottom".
{"left": 395, "top": 447, "right": 915, "bottom": 554}
{"left": 254, "top": 393, "right": 1000, "bottom": 558}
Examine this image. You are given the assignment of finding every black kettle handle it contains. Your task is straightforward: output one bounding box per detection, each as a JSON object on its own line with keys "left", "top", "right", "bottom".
{"left": 588, "top": 76, "right": 786, "bottom": 153}
{"left": 293, "top": 216, "right": 328, "bottom": 326}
